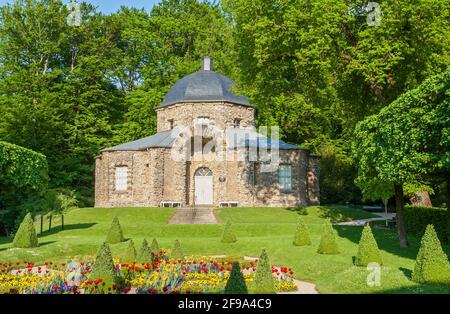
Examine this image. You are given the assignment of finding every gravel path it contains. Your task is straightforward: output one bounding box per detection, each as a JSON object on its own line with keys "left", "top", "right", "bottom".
{"left": 334, "top": 212, "right": 396, "bottom": 226}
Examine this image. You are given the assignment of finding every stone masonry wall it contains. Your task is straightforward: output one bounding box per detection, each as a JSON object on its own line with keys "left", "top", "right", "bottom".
{"left": 155, "top": 102, "right": 255, "bottom": 132}
{"left": 95, "top": 100, "right": 320, "bottom": 208}
{"left": 307, "top": 155, "right": 321, "bottom": 205}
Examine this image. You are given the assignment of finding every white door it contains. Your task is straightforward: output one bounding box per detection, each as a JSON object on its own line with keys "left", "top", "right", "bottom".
{"left": 194, "top": 167, "right": 213, "bottom": 205}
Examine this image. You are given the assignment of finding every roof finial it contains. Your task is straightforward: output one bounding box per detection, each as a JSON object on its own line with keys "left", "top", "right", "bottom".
{"left": 202, "top": 56, "right": 212, "bottom": 71}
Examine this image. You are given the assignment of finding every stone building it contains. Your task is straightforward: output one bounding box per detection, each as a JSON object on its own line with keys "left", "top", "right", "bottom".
{"left": 95, "top": 57, "right": 320, "bottom": 208}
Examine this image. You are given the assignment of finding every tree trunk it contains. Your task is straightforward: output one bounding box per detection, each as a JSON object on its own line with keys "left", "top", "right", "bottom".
{"left": 383, "top": 198, "right": 388, "bottom": 227}
{"left": 61, "top": 215, "right": 64, "bottom": 231}
{"left": 394, "top": 184, "right": 408, "bottom": 247}
{"left": 48, "top": 215, "right": 52, "bottom": 232}
{"left": 446, "top": 173, "right": 450, "bottom": 211}
{"left": 409, "top": 190, "right": 432, "bottom": 207}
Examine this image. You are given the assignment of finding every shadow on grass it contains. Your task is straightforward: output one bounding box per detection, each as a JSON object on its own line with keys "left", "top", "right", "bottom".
{"left": 39, "top": 241, "right": 57, "bottom": 247}
{"left": 38, "top": 223, "right": 97, "bottom": 237}
{"left": 377, "top": 283, "right": 450, "bottom": 294}
{"left": 334, "top": 225, "right": 420, "bottom": 260}
{"left": 285, "top": 207, "right": 308, "bottom": 216}
{"left": 317, "top": 206, "right": 376, "bottom": 222}
{"left": 399, "top": 267, "right": 413, "bottom": 280}
{"left": 0, "top": 240, "right": 57, "bottom": 252}
{"left": 285, "top": 205, "right": 378, "bottom": 222}
{"left": 0, "top": 237, "right": 12, "bottom": 245}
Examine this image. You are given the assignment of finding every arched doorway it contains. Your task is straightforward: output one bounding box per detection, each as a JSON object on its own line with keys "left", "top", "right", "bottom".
{"left": 194, "top": 167, "right": 213, "bottom": 205}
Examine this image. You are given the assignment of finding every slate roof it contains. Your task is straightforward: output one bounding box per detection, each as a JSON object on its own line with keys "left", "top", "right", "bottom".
{"left": 232, "top": 129, "right": 306, "bottom": 150}
{"left": 101, "top": 130, "right": 175, "bottom": 152}
{"left": 101, "top": 129, "right": 306, "bottom": 152}
{"left": 157, "top": 70, "right": 252, "bottom": 108}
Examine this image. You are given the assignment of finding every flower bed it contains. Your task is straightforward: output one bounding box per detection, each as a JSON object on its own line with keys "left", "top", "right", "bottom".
{"left": 0, "top": 253, "right": 297, "bottom": 294}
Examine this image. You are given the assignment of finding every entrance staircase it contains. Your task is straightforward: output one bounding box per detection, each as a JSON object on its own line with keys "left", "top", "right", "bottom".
{"left": 168, "top": 205, "right": 218, "bottom": 224}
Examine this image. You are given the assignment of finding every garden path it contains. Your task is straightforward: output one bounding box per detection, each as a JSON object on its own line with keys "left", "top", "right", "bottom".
{"left": 334, "top": 212, "right": 396, "bottom": 227}
{"left": 209, "top": 256, "right": 320, "bottom": 294}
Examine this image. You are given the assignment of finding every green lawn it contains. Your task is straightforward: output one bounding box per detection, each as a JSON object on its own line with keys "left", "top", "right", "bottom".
{"left": 1, "top": 206, "right": 449, "bottom": 294}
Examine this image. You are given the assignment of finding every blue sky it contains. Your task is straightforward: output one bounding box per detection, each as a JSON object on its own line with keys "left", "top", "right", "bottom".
{"left": 0, "top": 1, "right": 161, "bottom": 14}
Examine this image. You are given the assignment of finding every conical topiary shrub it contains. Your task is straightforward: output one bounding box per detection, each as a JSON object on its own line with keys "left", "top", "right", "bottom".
{"left": 150, "top": 238, "right": 159, "bottom": 254}
{"left": 224, "top": 262, "right": 248, "bottom": 294}
{"left": 105, "top": 216, "right": 124, "bottom": 244}
{"left": 123, "top": 239, "right": 137, "bottom": 263}
{"left": 253, "top": 249, "right": 275, "bottom": 294}
{"left": 412, "top": 225, "right": 450, "bottom": 284}
{"left": 13, "top": 213, "right": 38, "bottom": 248}
{"left": 137, "top": 239, "right": 151, "bottom": 262}
{"left": 317, "top": 221, "right": 340, "bottom": 255}
{"left": 90, "top": 243, "right": 121, "bottom": 292}
{"left": 355, "top": 224, "right": 383, "bottom": 266}
{"left": 293, "top": 218, "right": 312, "bottom": 246}
{"left": 221, "top": 221, "right": 237, "bottom": 243}
{"left": 171, "top": 240, "right": 183, "bottom": 260}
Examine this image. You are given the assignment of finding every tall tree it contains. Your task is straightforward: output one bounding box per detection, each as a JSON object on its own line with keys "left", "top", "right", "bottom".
{"left": 113, "top": 0, "right": 236, "bottom": 143}
{"left": 0, "top": 0, "right": 124, "bottom": 197}
{"left": 224, "top": 0, "right": 450, "bottom": 203}
{"left": 353, "top": 70, "right": 450, "bottom": 247}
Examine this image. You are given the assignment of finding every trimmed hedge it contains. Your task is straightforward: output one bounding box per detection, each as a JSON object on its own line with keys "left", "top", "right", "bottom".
{"left": 137, "top": 239, "right": 151, "bottom": 262}
{"left": 91, "top": 243, "right": 121, "bottom": 292}
{"left": 221, "top": 222, "right": 237, "bottom": 243}
{"left": 224, "top": 261, "right": 248, "bottom": 294}
{"left": 412, "top": 225, "right": 450, "bottom": 284}
{"left": 12, "top": 213, "right": 38, "bottom": 248}
{"left": 123, "top": 239, "right": 137, "bottom": 263}
{"left": 317, "top": 221, "right": 340, "bottom": 255}
{"left": 404, "top": 206, "right": 449, "bottom": 244}
{"left": 0, "top": 141, "right": 48, "bottom": 191}
{"left": 253, "top": 249, "right": 275, "bottom": 294}
{"left": 293, "top": 218, "right": 312, "bottom": 246}
{"left": 105, "top": 216, "right": 124, "bottom": 244}
{"left": 150, "top": 238, "right": 159, "bottom": 255}
{"left": 0, "top": 141, "right": 48, "bottom": 236}
{"left": 171, "top": 240, "right": 183, "bottom": 260}
{"left": 355, "top": 224, "right": 383, "bottom": 266}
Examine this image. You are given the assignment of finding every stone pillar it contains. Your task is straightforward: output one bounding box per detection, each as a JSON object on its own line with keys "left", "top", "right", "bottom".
{"left": 307, "top": 154, "right": 321, "bottom": 205}
{"left": 94, "top": 155, "right": 107, "bottom": 207}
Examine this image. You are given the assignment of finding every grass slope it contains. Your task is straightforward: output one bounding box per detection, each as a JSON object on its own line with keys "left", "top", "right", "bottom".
{"left": 0, "top": 206, "right": 449, "bottom": 294}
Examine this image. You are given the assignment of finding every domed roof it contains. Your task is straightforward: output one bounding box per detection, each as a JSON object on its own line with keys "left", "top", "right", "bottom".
{"left": 158, "top": 57, "right": 252, "bottom": 108}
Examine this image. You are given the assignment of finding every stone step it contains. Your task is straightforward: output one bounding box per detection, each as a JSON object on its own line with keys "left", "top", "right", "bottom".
{"left": 168, "top": 207, "right": 218, "bottom": 225}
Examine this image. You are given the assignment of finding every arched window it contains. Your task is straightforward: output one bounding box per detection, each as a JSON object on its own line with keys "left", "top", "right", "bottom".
{"left": 195, "top": 167, "right": 213, "bottom": 177}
